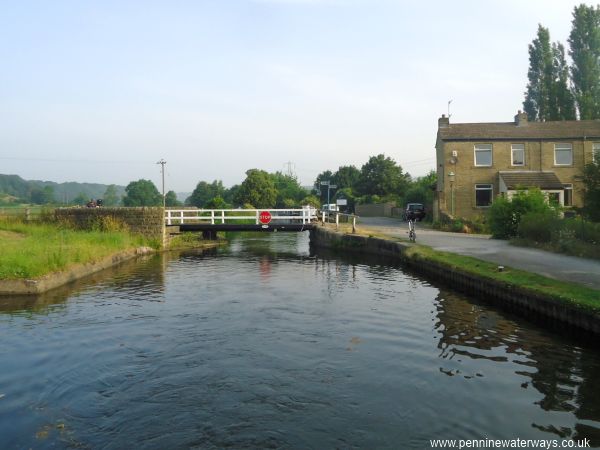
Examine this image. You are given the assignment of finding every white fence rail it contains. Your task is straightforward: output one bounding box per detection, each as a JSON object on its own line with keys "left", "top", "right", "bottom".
{"left": 165, "top": 208, "right": 318, "bottom": 225}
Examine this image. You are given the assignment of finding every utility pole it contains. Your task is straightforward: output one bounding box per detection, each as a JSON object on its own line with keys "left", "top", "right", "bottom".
{"left": 157, "top": 159, "right": 166, "bottom": 208}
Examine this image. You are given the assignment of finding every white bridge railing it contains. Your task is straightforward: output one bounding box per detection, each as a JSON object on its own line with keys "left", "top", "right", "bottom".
{"left": 165, "top": 208, "right": 318, "bottom": 225}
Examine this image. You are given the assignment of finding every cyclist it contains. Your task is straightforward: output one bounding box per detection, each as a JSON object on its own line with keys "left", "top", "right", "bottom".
{"left": 405, "top": 209, "right": 416, "bottom": 242}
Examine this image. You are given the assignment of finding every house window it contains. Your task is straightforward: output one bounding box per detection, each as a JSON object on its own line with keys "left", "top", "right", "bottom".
{"left": 474, "top": 144, "right": 492, "bottom": 166}
{"left": 511, "top": 144, "right": 525, "bottom": 166}
{"left": 554, "top": 143, "right": 573, "bottom": 166}
{"left": 593, "top": 143, "right": 600, "bottom": 162}
{"left": 564, "top": 184, "right": 573, "bottom": 206}
{"left": 475, "top": 184, "right": 493, "bottom": 207}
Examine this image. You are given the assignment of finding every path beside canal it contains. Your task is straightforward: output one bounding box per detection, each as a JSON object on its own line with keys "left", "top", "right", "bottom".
{"left": 358, "top": 216, "right": 600, "bottom": 291}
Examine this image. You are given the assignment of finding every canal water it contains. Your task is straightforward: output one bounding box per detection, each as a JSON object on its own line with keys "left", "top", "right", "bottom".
{"left": 0, "top": 232, "right": 599, "bottom": 449}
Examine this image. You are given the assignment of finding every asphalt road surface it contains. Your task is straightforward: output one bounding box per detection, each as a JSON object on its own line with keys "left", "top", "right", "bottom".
{"left": 358, "top": 216, "right": 600, "bottom": 291}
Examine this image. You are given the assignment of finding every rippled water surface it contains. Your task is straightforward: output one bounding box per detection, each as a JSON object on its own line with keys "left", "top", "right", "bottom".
{"left": 1, "top": 232, "right": 599, "bottom": 449}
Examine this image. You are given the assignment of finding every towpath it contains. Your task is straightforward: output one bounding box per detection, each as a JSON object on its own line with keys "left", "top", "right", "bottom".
{"left": 358, "top": 216, "right": 600, "bottom": 291}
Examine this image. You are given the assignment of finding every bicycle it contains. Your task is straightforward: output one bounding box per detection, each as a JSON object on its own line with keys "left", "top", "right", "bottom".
{"left": 407, "top": 218, "right": 416, "bottom": 242}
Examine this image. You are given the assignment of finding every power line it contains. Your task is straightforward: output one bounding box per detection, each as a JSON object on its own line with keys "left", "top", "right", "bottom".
{"left": 0, "top": 156, "right": 151, "bottom": 165}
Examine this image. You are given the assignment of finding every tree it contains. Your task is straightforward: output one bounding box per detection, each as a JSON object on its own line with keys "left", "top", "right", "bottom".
{"left": 402, "top": 170, "right": 437, "bottom": 213}
{"left": 165, "top": 190, "right": 182, "bottom": 207}
{"left": 569, "top": 4, "right": 600, "bottom": 119}
{"left": 187, "top": 180, "right": 225, "bottom": 207}
{"left": 356, "top": 154, "right": 409, "bottom": 198}
{"left": 270, "top": 172, "right": 306, "bottom": 208}
{"left": 581, "top": 160, "right": 600, "bottom": 221}
{"left": 103, "top": 184, "right": 120, "bottom": 206}
{"left": 234, "top": 169, "right": 277, "bottom": 208}
{"left": 205, "top": 195, "right": 229, "bottom": 209}
{"left": 524, "top": 25, "right": 576, "bottom": 121}
{"left": 122, "top": 179, "right": 162, "bottom": 206}
{"left": 332, "top": 165, "right": 360, "bottom": 190}
{"left": 30, "top": 186, "right": 54, "bottom": 204}
{"left": 72, "top": 192, "right": 89, "bottom": 206}
{"left": 550, "top": 42, "right": 577, "bottom": 120}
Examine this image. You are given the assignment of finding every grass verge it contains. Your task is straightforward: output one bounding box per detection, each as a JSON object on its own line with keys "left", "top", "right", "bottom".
{"left": 0, "top": 219, "right": 157, "bottom": 279}
{"left": 404, "top": 245, "right": 600, "bottom": 311}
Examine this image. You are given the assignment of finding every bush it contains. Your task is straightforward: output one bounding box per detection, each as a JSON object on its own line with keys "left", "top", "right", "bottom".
{"left": 517, "top": 210, "right": 562, "bottom": 243}
{"left": 488, "top": 189, "right": 554, "bottom": 239}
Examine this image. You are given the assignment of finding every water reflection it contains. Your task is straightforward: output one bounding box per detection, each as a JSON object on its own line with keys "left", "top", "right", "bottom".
{"left": 0, "top": 232, "right": 599, "bottom": 449}
{"left": 434, "top": 290, "right": 600, "bottom": 445}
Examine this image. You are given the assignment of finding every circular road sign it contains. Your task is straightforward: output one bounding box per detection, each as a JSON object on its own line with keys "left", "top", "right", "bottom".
{"left": 259, "top": 211, "right": 272, "bottom": 224}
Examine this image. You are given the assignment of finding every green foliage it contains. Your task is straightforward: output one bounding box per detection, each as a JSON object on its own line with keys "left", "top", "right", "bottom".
{"left": 122, "top": 179, "right": 162, "bottom": 207}
{"left": 580, "top": 160, "right": 600, "bottom": 221}
{"left": 165, "top": 190, "right": 181, "bottom": 207}
{"left": 234, "top": 169, "right": 277, "bottom": 208}
{"left": 356, "top": 154, "right": 410, "bottom": 198}
{"left": 333, "top": 165, "right": 360, "bottom": 190}
{"left": 103, "top": 184, "right": 120, "bottom": 206}
{"left": 30, "top": 185, "right": 55, "bottom": 205}
{"left": 72, "top": 192, "right": 90, "bottom": 206}
{"left": 489, "top": 189, "right": 556, "bottom": 239}
{"left": 524, "top": 25, "right": 576, "bottom": 121}
{"left": 517, "top": 210, "right": 563, "bottom": 242}
{"left": 300, "top": 195, "right": 320, "bottom": 208}
{"left": 187, "top": 180, "right": 225, "bottom": 207}
{"left": 0, "top": 219, "right": 150, "bottom": 279}
{"left": 270, "top": 172, "right": 307, "bottom": 207}
{"left": 205, "top": 195, "right": 229, "bottom": 209}
{"left": 569, "top": 4, "right": 600, "bottom": 120}
{"left": 0, "top": 174, "right": 125, "bottom": 205}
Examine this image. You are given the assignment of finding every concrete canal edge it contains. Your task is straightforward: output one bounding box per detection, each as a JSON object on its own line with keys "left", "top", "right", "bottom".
{"left": 310, "top": 226, "right": 600, "bottom": 336}
{"left": 0, "top": 247, "right": 155, "bottom": 296}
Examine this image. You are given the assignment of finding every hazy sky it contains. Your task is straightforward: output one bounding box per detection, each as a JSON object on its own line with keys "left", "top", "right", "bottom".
{"left": 0, "top": 0, "right": 588, "bottom": 192}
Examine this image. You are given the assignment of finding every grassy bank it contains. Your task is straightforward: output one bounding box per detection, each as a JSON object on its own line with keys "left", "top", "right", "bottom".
{"left": 0, "top": 219, "right": 156, "bottom": 280}
{"left": 404, "top": 245, "right": 600, "bottom": 311}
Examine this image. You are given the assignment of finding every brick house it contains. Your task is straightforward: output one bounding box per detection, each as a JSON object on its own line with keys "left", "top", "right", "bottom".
{"left": 434, "top": 111, "right": 600, "bottom": 221}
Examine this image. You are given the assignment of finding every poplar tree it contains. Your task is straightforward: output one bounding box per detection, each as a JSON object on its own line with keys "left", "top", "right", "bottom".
{"left": 569, "top": 4, "right": 600, "bottom": 119}
{"left": 550, "top": 42, "right": 576, "bottom": 120}
{"left": 524, "top": 25, "right": 576, "bottom": 121}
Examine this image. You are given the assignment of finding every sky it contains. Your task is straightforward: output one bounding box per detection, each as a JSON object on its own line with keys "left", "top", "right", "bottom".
{"left": 0, "top": 0, "right": 589, "bottom": 193}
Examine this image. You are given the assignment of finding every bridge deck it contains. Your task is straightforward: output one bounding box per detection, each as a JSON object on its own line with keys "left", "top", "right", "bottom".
{"left": 174, "top": 223, "right": 315, "bottom": 232}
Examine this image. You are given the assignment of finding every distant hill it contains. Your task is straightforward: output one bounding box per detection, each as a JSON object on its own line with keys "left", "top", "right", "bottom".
{"left": 0, "top": 174, "right": 126, "bottom": 204}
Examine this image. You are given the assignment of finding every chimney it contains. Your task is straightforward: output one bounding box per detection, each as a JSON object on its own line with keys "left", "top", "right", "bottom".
{"left": 438, "top": 114, "right": 450, "bottom": 128}
{"left": 514, "top": 110, "right": 528, "bottom": 126}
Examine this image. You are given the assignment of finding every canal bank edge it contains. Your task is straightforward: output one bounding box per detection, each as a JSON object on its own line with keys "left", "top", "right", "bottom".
{"left": 0, "top": 247, "right": 156, "bottom": 295}
{"left": 310, "top": 226, "right": 600, "bottom": 335}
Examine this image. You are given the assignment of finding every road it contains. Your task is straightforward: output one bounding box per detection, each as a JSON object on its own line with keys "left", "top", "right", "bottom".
{"left": 358, "top": 216, "right": 600, "bottom": 291}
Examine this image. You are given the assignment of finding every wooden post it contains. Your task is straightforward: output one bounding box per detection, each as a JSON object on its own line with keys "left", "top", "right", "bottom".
{"left": 335, "top": 213, "right": 339, "bottom": 229}
{"left": 352, "top": 215, "right": 356, "bottom": 233}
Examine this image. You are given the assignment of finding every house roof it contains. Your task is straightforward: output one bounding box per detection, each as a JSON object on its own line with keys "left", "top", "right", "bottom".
{"left": 439, "top": 120, "right": 600, "bottom": 141}
{"left": 499, "top": 171, "right": 564, "bottom": 190}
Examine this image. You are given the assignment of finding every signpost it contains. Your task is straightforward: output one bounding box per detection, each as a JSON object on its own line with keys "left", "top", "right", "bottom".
{"left": 259, "top": 211, "right": 272, "bottom": 224}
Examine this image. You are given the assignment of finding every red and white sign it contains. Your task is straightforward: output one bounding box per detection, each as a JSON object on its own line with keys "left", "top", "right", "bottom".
{"left": 259, "top": 211, "right": 272, "bottom": 224}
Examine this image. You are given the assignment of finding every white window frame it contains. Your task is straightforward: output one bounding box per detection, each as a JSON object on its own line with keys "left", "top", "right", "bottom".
{"left": 475, "top": 184, "right": 493, "bottom": 207}
{"left": 563, "top": 183, "right": 573, "bottom": 207}
{"left": 554, "top": 143, "right": 573, "bottom": 166}
{"left": 593, "top": 142, "right": 600, "bottom": 163}
{"left": 511, "top": 143, "right": 525, "bottom": 166}
{"left": 474, "top": 144, "right": 493, "bottom": 167}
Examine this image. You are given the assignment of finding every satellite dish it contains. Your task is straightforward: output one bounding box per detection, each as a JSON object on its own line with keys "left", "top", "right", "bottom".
{"left": 449, "top": 156, "right": 458, "bottom": 165}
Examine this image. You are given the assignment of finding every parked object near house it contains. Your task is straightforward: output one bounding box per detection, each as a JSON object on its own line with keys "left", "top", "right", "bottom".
{"left": 434, "top": 111, "right": 600, "bottom": 220}
{"left": 402, "top": 203, "right": 426, "bottom": 221}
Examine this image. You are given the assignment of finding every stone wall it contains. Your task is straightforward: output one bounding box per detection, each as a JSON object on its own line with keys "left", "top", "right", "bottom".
{"left": 55, "top": 207, "right": 165, "bottom": 241}
{"left": 355, "top": 202, "right": 395, "bottom": 217}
